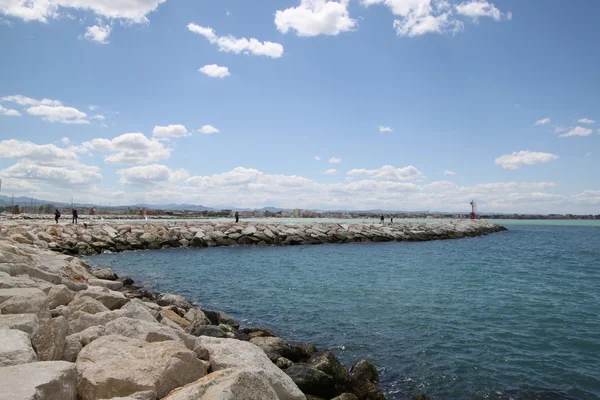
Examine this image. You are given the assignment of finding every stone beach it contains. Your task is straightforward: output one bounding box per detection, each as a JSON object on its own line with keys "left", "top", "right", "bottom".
{"left": 0, "top": 219, "right": 506, "bottom": 400}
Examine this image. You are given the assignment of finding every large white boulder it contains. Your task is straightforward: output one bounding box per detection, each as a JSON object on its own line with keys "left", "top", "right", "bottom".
{"left": 196, "top": 336, "right": 305, "bottom": 400}
{"left": 0, "top": 361, "right": 77, "bottom": 400}
{"left": 47, "top": 284, "right": 75, "bottom": 309}
{"left": 0, "top": 274, "right": 39, "bottom": 289}
{"left": 121, "top": 299, "right": 158, "bottom": 323}
{"left": 0, "top": 329, "right": 37, "bottom": 367}
{"left": 0, "top": 314, "right": 39, "bottom": 335}
{"left": 77, "top": 335, "right": 209, "bottom": 400}
{"left": 88, "top": 278, "right": 123, "bottom": 291}
{"left": 68, "top": 296, "right": 110, "bottom": 314}
{"left": 68, "top": 309, "right": 129, "bottom": 333}
{"left": 74, "top": 287, "right": 129, "bottom": 310}
{"left": 104, "top": 317, "right": 182, "bottom": 343}
{"left": 163, "top": 366, "right": 281, "bottom": 400}
{"left": 0, "top": 288, "right": 51, "bottom": 320}
{"left": 31, "top": 316, "right": 69, "bottom": 361}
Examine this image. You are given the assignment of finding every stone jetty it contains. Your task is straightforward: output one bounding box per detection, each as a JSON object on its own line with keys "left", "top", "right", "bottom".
{"left": 0, "top": 220, "right": 506, "bottom": 399}
{"left": 1, "top": 219, "right": 506, "bottom": 256}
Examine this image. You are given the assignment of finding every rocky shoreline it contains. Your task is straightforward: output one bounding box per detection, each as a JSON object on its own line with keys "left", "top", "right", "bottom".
{"left": 0, "top": 220, "right": 507, "bottom": 400}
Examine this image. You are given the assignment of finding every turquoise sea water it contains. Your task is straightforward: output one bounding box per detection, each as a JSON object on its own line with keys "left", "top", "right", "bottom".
{"left": 89, "top": 221, "right": 600, "bottom": 400}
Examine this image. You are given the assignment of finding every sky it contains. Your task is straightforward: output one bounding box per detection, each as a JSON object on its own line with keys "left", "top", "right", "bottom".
{"left": 0, "top": 0, "right": 599, "bottom": 214}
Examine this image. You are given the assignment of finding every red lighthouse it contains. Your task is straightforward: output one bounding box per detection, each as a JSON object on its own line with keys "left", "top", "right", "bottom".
{"left": 470, "top": 200, "right": 477, "bottom": 220}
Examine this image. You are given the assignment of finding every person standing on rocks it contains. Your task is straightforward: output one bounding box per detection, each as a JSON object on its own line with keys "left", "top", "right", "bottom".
{"left": 235, "top": 211, "right": 239, "bottom": 223}
{"left": 380, "top": 214, "right": 384, "bottom": 224}
{"left": 390, "top": 215, "right": 394, "bottom": 224}
{"left": 54, "top": 208, "right": 61, "bottom": 224}
{"left": 72, "top": 208, "right": 78, "bottom": 224}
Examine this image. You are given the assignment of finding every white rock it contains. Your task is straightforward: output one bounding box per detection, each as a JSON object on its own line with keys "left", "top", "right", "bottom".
{"left": 51, "top": 305, "right": 71, "bottom": 319}
{"left": 72, "top": 325, "right": 106, "bottom": 346}
{"left": 121, "top": 299, "right": 158, "bottom": 323}
{"left": 61, "top": 335, "right": 82, "bottom": 362}
{"left": 92, "top": 268, "right": 117, "bottom": 280}
{"left": 74, "top": 288, "right": 129, "bottom": 310}
{"left": 68, "top": 296, "right": 110, "bottom": 314}
{"left": 196, "top": 337, "right": 305, "bottom": 400}
{"left": 163, "top": 366, "right": 281, "bottom": 400}
{"left": 88, "top": 278, "right": 123, "bottom": 291}
{"left": 104, "top": 317, "right": 182, "bottom": 343}
{"left": 68, "top": 309, "right": 129, "bottom": 333}
{"left": 0, "top": 361, "right": 77, "bottom": 400}
{"left": 0, "top": 288, "right": 51, "bottom": 320}
{"left": 76, "top": 335, "right": 209, "bottom": 400}
{"left": 0, "top": 329, "right": 37, "bottom": 367}
{"left": 0, "top": 314, "right": 39, "bottom": 335}
{"left": 31, "top": 316, "right": 68, "bottom": 361}
{"left": 0, "top": 274, "right": 39, "bottom": 289}
{"left": 47, "top": 284, "right": 75, "bottom": 309}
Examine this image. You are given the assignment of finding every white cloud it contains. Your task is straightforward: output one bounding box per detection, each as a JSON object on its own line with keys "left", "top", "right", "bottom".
{"left": 0, "top": 139, "right": 79, "bottom": 164}
{"left": 324, "top": 169, "right": 337, "bottom": 175}
{"left": 89, "top": 105, "right": 99, "bottom": 110}
{"left": 328, "top": 157, "right": 341, "bottom": 164}
{"left": 379, "top": 125, "right": 393, "bottom": 133}
{"left": 84, "top": 24, "right": 111, "bottom": 44}
{"left": 443, "top": 170, "right": 456, "bottom": 176}
{"left": 118, "top": 164, "right": 189, "bottom": 186}
{"left": 198, "top": 125, "right": 219, "bottom": 135}
{"left": 1, "top": 95, "right": 62, "bottom": 107}
{"left": 314, "top": 156, "right": 321, "bottom": 161}
{"left": 26, "top": 104, "right": 89, "bottom": 124}
{"left": 578, "top": 118, "right": 595, "bottom": 124}
{"left": 83, "top": 132, "right": 171, "bottom": 164}
{"left": 0, "top": 105, "right": 21, "bottom": 116}
{"left": 152, "top": 124, "right": 188, "bottom": 138}
{"left": 394, "top": 11, "right": 463, "bottom": 37}
{"left": 347, "top": 165, "right": 424, "bottom": 180}
{"left": 274, "top": 0, "right": 357, "bottom": 37}
{"left": 0, "top": 0, "right": 166, "bottom": 24}
{"left": 1, "top": 161, "right": 101, "bottom": 187}
{"left": 199, "top": 64, "right": 230, "bottom": 78}
{"left": 187, "top": 23, "right": 284, "bottom": 59}
{"left": 495, "top": 150, "right": 559, "bottom": 170}
{"left": 61, "top": 137, "right": 70, "bottom": 145}
{"left": 90, "top": 114, "right": 105, "bottom": 120}
{"left": 535, "top": 117, "right": 550, "bottom": 126}
{"left": 560, "top": 126, "right": 593, "bottom": 138}
{"left": 455, "top": 1, "right": 504, "bottom": 21}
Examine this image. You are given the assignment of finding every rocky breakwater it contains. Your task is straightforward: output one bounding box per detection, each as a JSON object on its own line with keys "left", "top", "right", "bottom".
{"left": 0, "top": 219, "right": 507, "bottom": 256}
{"left": 0, "top": 228, "right": 392, "bottom": 400}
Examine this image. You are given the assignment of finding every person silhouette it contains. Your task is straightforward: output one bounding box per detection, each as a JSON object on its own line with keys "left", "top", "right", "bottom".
{"left": 54, "top": 209, "right": 61, "bottom": 224}
{"left": 380, "top": 214, "right": 384, "bottom": 224}
{"left": 72, "top": 209, "right": 78, "bottom": 224}
{"left": 235, "top": 212, "right": 239, "bottom": 223}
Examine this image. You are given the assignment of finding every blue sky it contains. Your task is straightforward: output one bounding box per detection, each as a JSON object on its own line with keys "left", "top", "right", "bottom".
{"left": 0, "top": 0, "right": 598, "bottom": 213}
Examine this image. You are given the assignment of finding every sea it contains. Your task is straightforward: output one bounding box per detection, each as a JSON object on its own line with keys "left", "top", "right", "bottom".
{"left": 88, "top": 219, "right": 600, "bottom": 400}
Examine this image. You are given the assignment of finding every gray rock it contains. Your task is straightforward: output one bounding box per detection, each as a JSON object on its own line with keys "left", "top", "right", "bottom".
{"left": 285, "top": 364, "right": 337, "bottom": 399}
{"left": 68, "top": 309, "right": 129, "bottom": 333}
{"left": 0, "top": 313, "right": 39, "bottom": 335}
{"left": 68, "top": 296, "right": 110, "bottom": 314}
{"left": 0, "top": 361, "right": 77, "bottom": 400}
{"left": 31, "top": 316, "right": 69, "bottom": 361}
{"left": 191, "top": 324, "right": 226, "bottom": 338}
{"left": 104, "top": 317, "right": 182, "bottom": 343}
{"left": 277, "top": 357, "right": 294, "bottom": 369}
{"left": 76, "top": 335, "right": 208, "bottom": 400}
{"left": 0, "top": 329, "right": 37, "bottom": 366}
{"left": 74, "top": 287, "right": 129, "bottom": 310}
{"left": 88, "top": 278, "right": 123, "bottom": 291}
{"left": 51, "top": 305, "right": 71, "bottom": 319}
{"left": 72, "top": 325, "right": 105, "bottom": 346}
{"left": 122, "top": 299, "right": 159, "bottom": 323}
{"left": 0, "top": 288, "right": 51, "bottom": 320}
{"left": 100, "top": 391, "right": 156, "bottom": 400}
{"left": 0, "top": 274, "right": 39, "bottom": 289}
{"left": 47, "top": 285, "right": 75, "bottom": 309}
{"left": 61, "top": 335, "right": 82, "bottom": 362}
{"left": 156, "top": 293, "right": 193, "bottom": 310}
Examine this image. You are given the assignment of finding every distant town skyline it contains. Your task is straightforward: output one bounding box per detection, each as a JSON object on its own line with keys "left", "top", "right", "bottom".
{"left": 0, "top": 0, "right": 599, "bottom": 214}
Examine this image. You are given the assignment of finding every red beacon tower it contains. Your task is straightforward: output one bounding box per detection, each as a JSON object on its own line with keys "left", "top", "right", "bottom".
{"left": 470, "top": 200, "right": 477, "bottom": 220}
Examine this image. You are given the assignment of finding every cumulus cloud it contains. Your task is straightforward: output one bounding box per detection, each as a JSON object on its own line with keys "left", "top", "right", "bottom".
{"left": 84, "top": 23, "right": 111, "bottom": 44}
{"left": 83, "top": 132, "right": 171, "bottom": 164}
{"left": 1, "top": 95, "right": 99, "bottom": 124}
{"left": 560, "top": 126, "right": 593, "bottom": 138}
{"left": 199, "top": 64, "right": 230, "bottom": 78}
{"left": 379, "top": 126, "right": 393, "bottom": 133}
{"left": 117, "top": 164, "right": 189, "bottom": 186}
{"left": 578, "top": 118, "right": 595, "bottom": 124}
{"left": 1, "top": 161, "right": 101, "bottom": 187}
{"left": 324, "top": 169, "right": 337, "bottom": 175}
{"left": 61, "top": 137, "right": 70, "bottom": 145}
{"left": 0, "top": 139, "right": 79, "bottom": 164}
{"left": 535, "top": 117, "right": 551, "bottom": 126}
{"left": 0, "top": 105, "right": 21, "bottom": 116}
{"left": 274, "top": 0, "right": 357, "bottom": 37}
{"left": 495, "top": 150, "right": 559, "bottom": 170}
{"left": 314, "top": 156, "right": 321, "bottom": 161}
{"left": 0, "top": 0, "right": 166, "bottom": 24}
{"left": 347, "top": 165, "right": 424, "bottom": 180}
{"left": 187, "top": 23, "right": 284, "bottom": 58}
{"left": 152, "top": 124, "right": 188, "bottom": 138}
{"left": 198, "top": 125, "right": 219, "bottom": 135}
{"left": 362, "top": 0, "right": 509, "bottom": 37}
{"left": 443, "top": 170, "right": 456, "bottom": 176}
{"left": 328, "top": 157, "right": 341, "bottom": 164}
{"left": 1, "top": 95, "right": 62, "bottom": 107}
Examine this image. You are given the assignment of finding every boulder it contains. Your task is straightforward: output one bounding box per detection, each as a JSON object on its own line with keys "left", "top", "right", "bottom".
{"left": 76, "top": 335, "right": 208, "bottom": 400}
{"left": 347, "top": 360, "right": 385, "bottom": 400}
{"left": 163, "top": 366, "right": 280, "bottom": 400}
{"left": 72, "top": 326, "right": 105, "bottom": 346}
{"left": 184, "top": 308, "right": 210, "bottom": 324}
{"left": 332, "top": 394, "right": 359, "bottom": 400}
{"left": 0, "top": 274, "right": 39, "bottom": 289}
{"left": 160, "top": 309, "right": 189, "bottom": 328}
{"left": 196, "top": 336, "right": 305, "bottom": 400}
{"left": 47, "top": 285, "right": 75, "bottom": 309}
{"left": 31, "top": 316, "right": 68, "bottom": 361}
{"left": 122, "top": 299, "right": 159, "bottom": 323}
{"left": 68, "top": 309, "right": 129, "bottom": 333}
{"left": 61, "top": 335, "right": 82, "bottom": 362}
{"left": 190, "top": 324, "right": 226, "bottom": 338}
{"left": 277, "top": 357, "right": 294, "bottom": 369}
{"left": 0, "top": 361, "right": 77, "bottom": 400}
{"left": 0, "top": 329, "right": 37, "bottom": 367}
{"left": 100, "top": 391, "right": 156, "bottom": 400}
{"left": 88, "top": 278, "right": 123, "bottom": 291}
{"left": 0, "top": 313, "right": 39, "bottom": 335}
{"left": 251, "top": 337, "right": 306, "bottom": 363}
{"left": 309, "top": 350, "right": 348, "bottom": 382}
{"left": 51, "top": 305, "right": 71, "bottom": 319}
{"left": 0, "top": 288, "right": 51, "bottom": 320}
{"left": 91, "top": 268, "right": 118, "bottom": 281}
{"left": 157, "top": 293, "right": 193, "bottom": 310}
{"left": 68, "top": 296, "right": 110, "bottom": 314}
{"left": 104, "top": 317, "right": 182, "bottom": 343}
{"left": 161, "top": 317, "right": 184, "bottom": 331}
{"left": 74, "top": 288, "right": 129, "bottom": 310}
{"left": 285, "top": 364, "right": 337, "bottom": 399}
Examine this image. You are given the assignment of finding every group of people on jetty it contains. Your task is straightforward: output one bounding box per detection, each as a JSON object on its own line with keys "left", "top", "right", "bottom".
{"left": 54, "top": 208, "right": 78, "bottom": 224}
